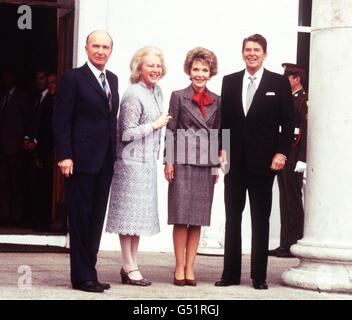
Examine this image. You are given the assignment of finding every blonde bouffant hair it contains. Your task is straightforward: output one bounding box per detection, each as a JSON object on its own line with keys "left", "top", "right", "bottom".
{"left": 184, "top": 47, "right": 218, "bottom": 77}
{"left": 130, "top": 46, "right": 167, "bottom": 84}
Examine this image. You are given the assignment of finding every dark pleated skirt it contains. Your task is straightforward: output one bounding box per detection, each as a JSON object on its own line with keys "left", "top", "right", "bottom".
{"left": 168, "top": 164, "right": 216, "bottom": 226}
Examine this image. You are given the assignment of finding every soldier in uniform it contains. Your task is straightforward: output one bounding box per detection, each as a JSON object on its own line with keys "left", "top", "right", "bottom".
{"left": 269, "top": 63, "right": 308, "bottom": 258}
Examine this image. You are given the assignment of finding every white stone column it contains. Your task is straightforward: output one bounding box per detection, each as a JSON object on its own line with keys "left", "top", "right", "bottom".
{"left": 282, "top": 0, "right": 352, "bottom": 293}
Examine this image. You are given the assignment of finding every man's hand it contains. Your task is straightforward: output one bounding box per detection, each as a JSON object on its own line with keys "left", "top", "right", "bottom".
{"left": 58, "top": 159, "right": 74, "bottom": 177}
{"left": 270, "top": 153, "right": 287, "bottom": 171}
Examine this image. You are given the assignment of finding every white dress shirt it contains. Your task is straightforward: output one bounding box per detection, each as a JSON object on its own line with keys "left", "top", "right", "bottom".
{"left": 87, "top": 60, "right": 111, "bottom": 93}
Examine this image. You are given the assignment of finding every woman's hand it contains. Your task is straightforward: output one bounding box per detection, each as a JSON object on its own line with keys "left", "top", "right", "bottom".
{"left": 164, "top": 164, "right": 174, "bottom": 182}
{"left": 152, "top": 113, "right": 172, "bottom": 130}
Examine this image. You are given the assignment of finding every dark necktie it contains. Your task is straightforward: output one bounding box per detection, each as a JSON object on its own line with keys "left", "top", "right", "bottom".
{"left": 99, "top": 72, "right": 112, "bottom": 112}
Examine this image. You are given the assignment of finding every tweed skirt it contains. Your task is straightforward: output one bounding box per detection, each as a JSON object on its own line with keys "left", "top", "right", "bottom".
{"left": 168, "top": 164, "right": 216, "bottom": 226}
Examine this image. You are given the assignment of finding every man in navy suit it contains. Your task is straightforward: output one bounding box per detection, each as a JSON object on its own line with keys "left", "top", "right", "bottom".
{"left": 215, "top": 34, "right": 294, "bottom": 289}
{"left": 53, "top": 30, "right": 119, "bottom": 293}
{"left": 0, "top": 70, "right": 31, "bottom": 226}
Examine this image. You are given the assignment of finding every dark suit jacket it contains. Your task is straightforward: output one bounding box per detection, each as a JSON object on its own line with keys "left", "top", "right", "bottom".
{"left": 35, "top": 93, "right": 55, "bottom": 163}
{"left": 53, "top": 63, "right": 119, "bottom": 173}
{"left": 0, "top": 87, "right": 32, "bottom": 155}
{"left": 221, "top": 69, "right": 294, "bottom": 175}
{"left": 165, "top": 85, "right": 221, "bottom": 166}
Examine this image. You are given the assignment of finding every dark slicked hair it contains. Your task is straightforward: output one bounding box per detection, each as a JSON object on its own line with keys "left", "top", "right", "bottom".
{"left": 242, "top": 34, "right": 267, "bottom": 53}
{"left": 86, "top": 30, "right": 114, "bottom": 48}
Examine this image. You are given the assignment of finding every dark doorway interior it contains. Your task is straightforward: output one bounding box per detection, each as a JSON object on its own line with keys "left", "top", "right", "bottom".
{"left": 297, "top": 32, "right": 310, "bottom": 90}
{"left": 0, "top": 3, "right": 57, "bottom": 90}
{"left": 0, "top": 1, "right": 71, "bottom": 236}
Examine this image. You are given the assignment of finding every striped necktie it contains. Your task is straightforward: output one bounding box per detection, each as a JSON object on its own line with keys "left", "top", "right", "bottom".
{"left": 99, "top": 72, "right": 112, "bottom": 111}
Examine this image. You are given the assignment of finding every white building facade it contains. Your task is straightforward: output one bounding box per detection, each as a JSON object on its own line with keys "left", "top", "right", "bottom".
{"left": 72, "top": 0, "right": 300, "bottom": 252}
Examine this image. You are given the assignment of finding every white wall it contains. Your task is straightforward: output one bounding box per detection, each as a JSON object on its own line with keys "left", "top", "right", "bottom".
{"left": 74, "top": 0, "right": 299, "bottom": 252}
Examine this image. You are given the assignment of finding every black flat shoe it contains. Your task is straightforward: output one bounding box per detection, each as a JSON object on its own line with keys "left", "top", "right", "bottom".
{"left": 120, "top": 268, "right": 151, "bottom": 286}
{"left": 252, "top": 280, "right": 268, "bottom": 290}
{"left": 214, "top": 279, "right": 240, "bottom": 287}
{"left": 72, "top": 280, "right": 104, "bottom": 293}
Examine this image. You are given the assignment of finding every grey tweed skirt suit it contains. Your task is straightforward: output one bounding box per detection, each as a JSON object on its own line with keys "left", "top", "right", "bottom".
{"left": 165, "top": 85, "right": 221, "bottom": 226}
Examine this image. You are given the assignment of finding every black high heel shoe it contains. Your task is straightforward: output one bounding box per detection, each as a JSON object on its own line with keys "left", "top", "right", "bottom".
{"left": 120, "top": 268, "right": 152, "bottom": 286}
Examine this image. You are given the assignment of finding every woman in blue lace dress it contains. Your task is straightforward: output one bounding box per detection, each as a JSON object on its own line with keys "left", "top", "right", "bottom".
{"left": 106, "top": 46, "right": 171, "bottom": 286}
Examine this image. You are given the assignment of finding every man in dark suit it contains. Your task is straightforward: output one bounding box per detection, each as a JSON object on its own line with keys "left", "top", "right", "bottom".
{"left": 215, "top": 34, "right": 294, "bottom": 289}
{"left": 26, "top": 70, "right": 56, "bottom": 231}
{"left": 0, "top": 70, "right": 32, "bottom": 226}
{"left": 53, "top": 30, "right": 119, "bottom": 293}
{"left": 269, "top": 63, "right": 308, "bottom": 258}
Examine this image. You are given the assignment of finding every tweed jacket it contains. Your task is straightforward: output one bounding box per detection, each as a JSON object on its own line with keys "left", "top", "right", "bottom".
{"left": 165, "top": 85, "right": 221, "bottom": 167}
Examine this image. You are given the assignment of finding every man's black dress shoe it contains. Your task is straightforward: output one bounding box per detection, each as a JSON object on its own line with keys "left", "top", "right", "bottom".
{"left": 72, "top": 280, "right": 104, "bottom": 293}
{"left": 268, "top": 247, "right": 281, "bottom": 256}
{"left": 252, "top": 280, "right": 268, "bottom": 290}
{"left": 214, "top": 279, "right": 240, "bottom": 287}
{"left": 97, "top": 282, "right": 111, "bottom": 290}
{"left": 268, "top": 247, "right": 295, "bottom": 258}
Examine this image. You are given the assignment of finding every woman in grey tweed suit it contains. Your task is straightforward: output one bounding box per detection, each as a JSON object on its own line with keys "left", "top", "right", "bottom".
{"left": 164, "top": 48, "right": 221, "bottom": 286}
{"left": 106, "top": 46, "right": 171, "bottom": 286}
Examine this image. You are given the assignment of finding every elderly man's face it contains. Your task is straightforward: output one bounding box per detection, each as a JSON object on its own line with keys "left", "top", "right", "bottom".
{"left": 85, "top": 32, "right": 113, "bottom": 71}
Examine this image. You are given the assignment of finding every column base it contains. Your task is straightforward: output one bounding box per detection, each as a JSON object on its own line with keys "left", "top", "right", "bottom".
{"left": 282, "top": 243, "right": 352, "bottom": 293}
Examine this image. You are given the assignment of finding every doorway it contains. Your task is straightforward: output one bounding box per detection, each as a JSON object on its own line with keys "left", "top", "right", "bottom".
{"left": 0, "top": 0, "right": 74, "bottom": 239}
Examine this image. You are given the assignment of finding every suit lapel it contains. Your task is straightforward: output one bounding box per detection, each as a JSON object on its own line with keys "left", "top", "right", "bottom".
{"left": 246, "top": 69, "right": 271, "bottom": 116}
{"left": 203, "top": 91, "right": 218, "bottom": 123}
{"left": 231, "top": 71, "right": 245, "bottom": 117}
{"left": 183, "top": 85, "right": 206, "bottom": 126}
{"left": 255, "top": 69, "right": 270, "bottom": 96}
{"left": 82, "top": 63, "right": 108, "bottom": 102}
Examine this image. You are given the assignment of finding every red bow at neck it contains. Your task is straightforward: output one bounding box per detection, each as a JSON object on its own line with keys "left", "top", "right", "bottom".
{"left": 192, "top": 90, "right": 213, "bottom": 118}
